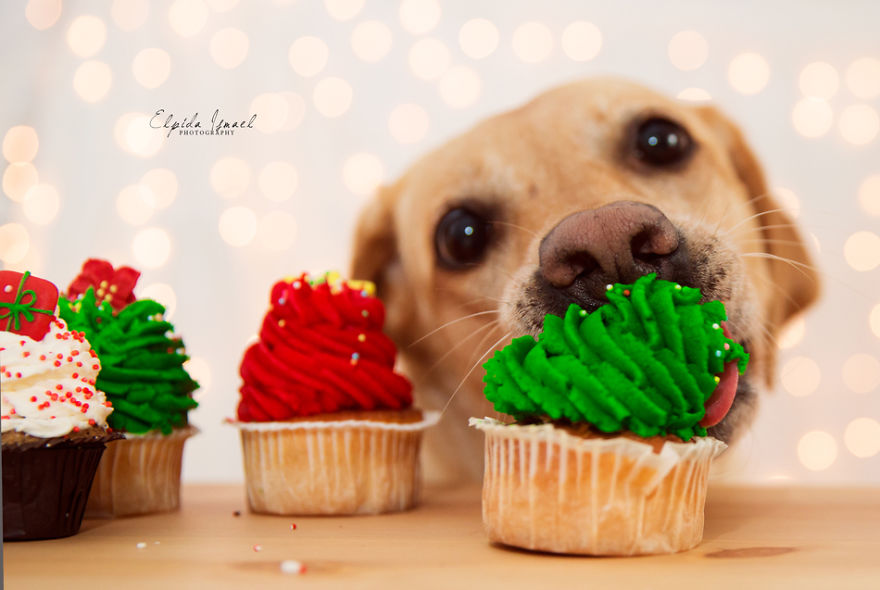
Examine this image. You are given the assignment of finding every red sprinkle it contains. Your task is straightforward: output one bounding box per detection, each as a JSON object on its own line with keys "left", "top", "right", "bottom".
{"left": 71, "top": 350, "right": 79, "bottom": 356}
{"left": 54, "top": 361, "right": 61, "bottom": 367}
{"left": 22, "top": 351, "right": 30, "bottom": 357}
{"left": 72, "top": 373, "right": 79, "bottom": 379}
{"left": 56, "top": 353, "right": 63, "bottom": 360}
{"left": 56, "top": 384, "right": 63, "bottom": 391}
{"left": 76, "top": 362, "right": 83, "bottom": 368}
{"left": 92, "top": 364, "right": 99, "bottom": 370}
{"left": 39, "top": 355, "right": 46, "bottom": 361}
{"left": 15, "top": 372, "right": 21, "bottom": 378}
{"left": 72, "top": 426, "right": 80, "bottom": 433}
{"left": 29, "top": 396, "right": 37, "bottom": 402}
{"left": 88, "top": 419, "right": 96, "bottom": 426}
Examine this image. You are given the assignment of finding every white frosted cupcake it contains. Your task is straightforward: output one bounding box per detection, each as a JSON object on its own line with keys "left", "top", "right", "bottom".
{"left": 232, "top": 273, "right": 437, "bottom": 515}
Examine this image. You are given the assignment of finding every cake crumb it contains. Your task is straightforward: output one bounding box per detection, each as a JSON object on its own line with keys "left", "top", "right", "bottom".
{"left": 280, "top": 560, "right": 305, "bottom": 575}
{"left": 136, "top": 542, "right": 147, "bottom": 549}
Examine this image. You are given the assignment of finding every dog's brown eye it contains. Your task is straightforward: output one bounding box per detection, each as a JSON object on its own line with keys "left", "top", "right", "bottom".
{"left": 435, "top": 207, "right": 491, "bottom": 269}
{"left": 633, "top": 117, "right": 694, "bottom": 166}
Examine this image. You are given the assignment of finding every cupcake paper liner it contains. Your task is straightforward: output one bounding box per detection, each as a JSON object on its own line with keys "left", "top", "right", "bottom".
{"left": 85, "top": 425, "right": 197, "bottom": 518}
{"left": 233, "top": 412, "right": 439, "bottom": 515}
{"left": 470, "top": 418, "right": 726, "bottom": 555}
{"left": 3, "top": 442, "right": 107, "bottom": 541}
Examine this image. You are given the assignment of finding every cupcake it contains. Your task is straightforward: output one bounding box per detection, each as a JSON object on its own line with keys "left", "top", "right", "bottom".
{"left": 1, "top": 270, "right": 121, "bottom": 540}
{"left": 471, "top": 273, "right": 749, "bottom": 555}
{"left": 58, "top": 259, "right": 199, "bottom": 517}
{"left": 233, "top": 272, "right": 438, "bottom": 515}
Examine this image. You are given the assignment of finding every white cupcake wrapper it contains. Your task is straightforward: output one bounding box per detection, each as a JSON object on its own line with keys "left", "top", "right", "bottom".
{"left": 229, "top": 410, "right": 440, "bottom": 432}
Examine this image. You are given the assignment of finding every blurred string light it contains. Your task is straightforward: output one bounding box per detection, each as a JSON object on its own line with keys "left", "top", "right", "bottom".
{"left": 399, "top": 0, "right": 440, "bottom": 35}
{"left": 114, "top": 113, "right": 163, "bottom": 158}
{"left": 112, "top": 0, "right": 149, "bottom": 31}
{"left": 169, "top": 0, "right": 208, "bottom": 38}
{"left": 281, "top": 92, "right": 306, "bottom": 131}
{"left": 858, "top": 174, "right": 880, "bottom": 216}
{"left": 791, "top": 98, "right": 833, "bottom": 138}
{"left": 206, "top": 0, "right": 238, "bottom": 11}
{"left": 845, "top": 418, "right": 880, "bottom": 458}
{"left": 838, "top": 104, "right": 879, "bottom": 145}
{"left": 258, "top": 211, "right": 298, "bottom": 251}
{"left": 439, "top": 66, "right": 481, "bottom": 108}
{"left": 871, "top": 304, "right": 880, "bottom": 339}
{"left": 289, "top": 36, "right": 328, "bottom": 77}
{"left": 210, "top": 157, "right": 251, "bottom": 199}
{"left": 667, "top": 31, "right": 708, "bottom": 71}
{"left": 22, "top": 183, "right": 60, "bottom": 225}
{"left": 459, "top": 18, "right": 498, "bottom": 60}
{"left": 351, "top": 20, "right": 392, "bottom": 62}
{"left": 773, "top": 186, "right": 801, "bottom": 218}
{"left": 512, "top": 22, "right": 553, "bottom": 63}
{"left": 249, "top": 93, "right": 288, "bottom": 134}
{"left": 313, "top": 77, "right": 352, "bottom": 118}
{"left": 116, "top": 184, "right": 156, "bottom": 225}
{"left": 408, "top": 38, "right": 450, "bottom": 80}
{"left": 842, "top": 353, "right": 880, "bottom": 394}
{"left": 799, "top": 61, "right": 839, "bottom": 100}
{"left": 3, "top": 163, "right": 39, "bottom": 202}
{"left": 73, "top": 61, "right": 113, "bottom": 103}
{"left": 132, "top": 227, "right": 172, "bottom": 268}
{"left": 797, "top": 430, "right": 838, "bottom": 471}
{"left": 139, "top": 282, "right": 177, "bottom": 318}
{"left": 388, "top": 103, "right": 430, "bottom": 144}
{"left": 0, "top": 223, "right": 30, "bottom": 264}
{"left": 3, "top": 126, "right": 39, "bottom": 163}
{"left": 25, "top": 0, "right": 62, "bottom": 30}
{"left": 777, "top": 316, "right": 805, "bottom": 349}
{"left": 218, "top": 206, "right": 257, "bottom": 247}
{"left": 210, "top": 27, "right": 249, "bottom": 69}
{"left": 677, "top": 88, "right": 711, "bottom": 102}
{"left": 67, "top": 15, "right": 106, "bottom": 58}
{"left": 258, "top": 161, "right": 298, "bottom": 202}
{"left": 844, "top": 231, "right": 880, "bottom": 271}
{"left": 780, "top": 355, "right": 821, "bottom": 397}
{"left": 133, "top": 48, "right": 171, "bottom": 88}
{"left": 183, "top": 357, "right": 211, "bottom": 396}
{"left": 561, "top": 21, "right": 602, "bottom": 62}
{"left": 845, "top": 57, "right": 880, "bottom": 100}
{"left": 324, "top": 0, "right": 364, "bottom": 21}
{"left": 342, "top": 153, "right": 384, "bottom": 196}
{"left": 728, "top": 52, "right": 770, "bottom": 95}
{"left": 141, "top": 168, "right": 178, "bottom": 209}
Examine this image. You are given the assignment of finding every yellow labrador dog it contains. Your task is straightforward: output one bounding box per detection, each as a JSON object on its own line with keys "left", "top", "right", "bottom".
{"left": 351, "top": 78, "right": 818, "bottom": 483}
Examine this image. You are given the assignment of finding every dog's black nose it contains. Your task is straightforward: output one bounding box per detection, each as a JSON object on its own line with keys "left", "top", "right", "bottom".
{"left": 539, "top": 201, "right": 684, "bottom": 301}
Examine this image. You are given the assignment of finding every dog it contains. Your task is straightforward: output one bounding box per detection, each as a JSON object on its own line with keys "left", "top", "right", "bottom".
{"left": 351, "top": 78, "right": 819, "bottom": 484}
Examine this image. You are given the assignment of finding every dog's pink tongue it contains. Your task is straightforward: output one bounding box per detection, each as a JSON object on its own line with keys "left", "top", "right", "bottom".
{"left": 699, "top": 322, "right": 739, "bottom": 428}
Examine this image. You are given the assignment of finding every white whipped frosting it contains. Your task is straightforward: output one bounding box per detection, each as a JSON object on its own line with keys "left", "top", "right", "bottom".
{"left": 1, "top": 318, "right": 113, "bottom": 437}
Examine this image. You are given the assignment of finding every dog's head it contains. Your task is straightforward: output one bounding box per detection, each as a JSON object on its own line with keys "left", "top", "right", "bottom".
{"left": 352, "top": 78, "right": 819, "bottom": 478}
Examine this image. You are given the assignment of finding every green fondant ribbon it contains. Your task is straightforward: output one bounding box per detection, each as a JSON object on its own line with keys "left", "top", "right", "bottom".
{"left": 483, "top": 274, "right": 749, "bottom": 441}
{"left": 0, "top": 271, "right": 54, "bottom": 332}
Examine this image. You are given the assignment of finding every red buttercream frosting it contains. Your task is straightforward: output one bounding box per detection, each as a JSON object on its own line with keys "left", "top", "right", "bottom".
{"left": 237, "top": 274, "right": 413, "bottom": 421}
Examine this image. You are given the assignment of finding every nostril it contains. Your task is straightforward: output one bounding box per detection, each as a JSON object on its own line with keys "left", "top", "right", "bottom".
{"left": 631, "top": 223, "right": 680, "bottom": 264}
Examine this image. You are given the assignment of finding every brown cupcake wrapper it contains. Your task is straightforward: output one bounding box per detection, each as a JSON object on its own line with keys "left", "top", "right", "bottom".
{"left": 234, "top": 411, "right": 439, "bottom": 515}
{"left": 470, "top": 418, "right": 726, "bottom": 555}
{"left": 85, "top": 425, "right": 197, "bottom": 518}
{"left": 3, "top": 442, "right": 107, "bottom": 541}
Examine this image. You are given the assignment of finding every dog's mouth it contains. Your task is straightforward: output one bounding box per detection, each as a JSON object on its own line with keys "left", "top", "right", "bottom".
{"left": 700, "top": 321, "right": 740, "bottom": 428}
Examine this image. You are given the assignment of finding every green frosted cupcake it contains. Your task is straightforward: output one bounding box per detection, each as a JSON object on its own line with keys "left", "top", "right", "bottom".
{"left": 59, "top": 259, "right": 199, "bottom": 517}
{"left": 471, "top": 273, "right": 748, "bottom": 556}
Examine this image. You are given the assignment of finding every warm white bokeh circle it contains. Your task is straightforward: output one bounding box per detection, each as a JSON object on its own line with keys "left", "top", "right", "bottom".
{"left": 289, "top": 37, "right": 329, "bottom": 77}
{"left": 799, "top": 61, "right": 839, "bottom": 100}
{"left": 116, "top": 184, "right": 157, "bottom": 225}
{"left": 218, "top": 206, "right": 257, "bottom": 247}
{"left": 844, "top": 418, "right": 880, "bottom": 458}
{"left": 667, "top": 31, "right": 708, "bottom": 71}
{"left": 841, "top": 353, "right": 880, "bottom": 394}
{"left": 342, "top": 153, "right": 384, "bottom": 196}
{"left": 399, "top": 0, "right": 441, "bottom": 35}
{"left": 133, "top": 49, "right": 171, "bottom": 89}
{"left": 139, "top": 283, "right": 177, "bottom": 319}
{"left": 249, "top": 93, "right": 289, "bottom": 134}
{"left": 439, "top": 66, "right": 481, "bottom": 109}
{"left": 791, "top": 98, "right": 833, "bottom": 138}
{"left": 838, "top": 104, "right": 879, "bottom": 146}
{"left": 141, "top": 168, "right": 178, "bottom": 209}
{"left": 258, "top": 161, "right": 299, "bottom": 202}
{"left": 73, "top": 61, "right": 113, "bottom": 103}
{"left": 858, "top": 174, "right": 880, "bottom": 216}
{"left": 324, "top": 0, "right": 364, "bottom": 21}
{"left": 22, "top": 183, "right": 61, "bottom": 225}
{"left": 169, "top": 0, "right": 208, "bottom": 38}
{"left": 845, "top": 57, "right": 880, "bottom": 100}
{"left": 351, "top": 20, "right": 393, "bottom": 62}
{"left": 388, "top": 103, "right": 430, "bottom": 144}
{"left": 210, "top": 28, "right": 250, "bottom": 69}
{"left": 210, "top": 157, "right": 251, "bottom": 199}
{"left": 728, "top": 52, "right": 771, "bottom": 95}
{"left": 0, "top": 223, "right": 30, "bottom": 264}
{"left": 132, "top": 227, "right": 172, "bottom": 268}
{"left": 844, "top": 231, "right": 880, "bottom": 271}
{"left": 797, "top": 430, "right": 838, "bottom": 471}
{"left": 561, "top": 21, "right": 602, "bottom": 62}
{"left": 112, "top": 0, "right": 149, "bottom": 31}
{"left": 67, "top": 15, "right": 107, "bottom": 58}
{"left": 459, "top": 19, "right": 499, "bottom": 60}
{"left": 26, "top": 0, "right": 63, "bottom": 30}
{"left": 677, "top": 88, "right": 712, "bottom": 102}
{"left": 2, "top": 163, "right": 39, "bottom": 202}
{"left": 313, "top": 77, "right": 353, "bottom": 118}
{"left": 780, "top": 356, "right": 821, "bottom": 396}
{"left": 777, "top": 316, "right": 806, "bottom": 349}
{"left": 512, "top": 22, "right": 554, "bottom": 63}
{"left": 3, "top": 126, "right": 39, "bottom": 163}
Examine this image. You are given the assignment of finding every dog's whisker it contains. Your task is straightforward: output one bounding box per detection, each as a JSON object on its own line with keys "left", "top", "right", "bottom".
{"left": 743, "top": 271, "right": 805, "bottom": 314}
{"left": 738, "top": 237, "right": 815, "bottom": 248}
{"left": 440, "top": 331, "right": 512, "bottom": 418}
{"left": 739, "top": 252, "right": 820, "bottom": 279}
{"left": 422, "top": 320, "right": 499, "bottom": 375}
{"left": 723, "top": 207, "right": 793, "bottom": 236}
{"left": 492, "top": 220, "right": 540, "bottom": 240}
{"left": 408, "top": 309, "right": 500, "bottom": 347}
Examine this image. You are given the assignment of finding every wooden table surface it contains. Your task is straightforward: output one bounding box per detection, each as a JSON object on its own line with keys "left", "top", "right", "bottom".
{"left": 4, "top": 484, "right": 880, "bottom": 589}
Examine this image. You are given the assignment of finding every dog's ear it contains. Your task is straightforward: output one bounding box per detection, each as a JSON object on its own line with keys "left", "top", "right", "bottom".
{"left": 350, "top": 183, "right": 399, "bottom": 291}
{"left": 696, "top": 105, "right": 820, "bottom": 384}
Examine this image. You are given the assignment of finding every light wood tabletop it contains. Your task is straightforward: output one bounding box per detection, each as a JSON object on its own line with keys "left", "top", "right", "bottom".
{"left": 4, "top": 483, "right": 879, "bottom": 589}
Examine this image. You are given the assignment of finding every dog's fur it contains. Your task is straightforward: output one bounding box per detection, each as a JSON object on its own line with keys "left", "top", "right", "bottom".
{"left": 351, "top": 78, "right": 819, "bottom": 483}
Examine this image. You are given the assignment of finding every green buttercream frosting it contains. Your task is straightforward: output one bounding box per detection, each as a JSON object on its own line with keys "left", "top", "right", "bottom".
{"left": 482, "top": 274, "right": 749, "bottom": 440}
{"left": 58, "top": 288, "right": 199, "bottom": 435}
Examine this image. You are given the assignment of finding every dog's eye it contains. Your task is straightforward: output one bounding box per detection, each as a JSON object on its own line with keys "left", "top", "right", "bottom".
{"left": 435, "top": 207, "right": 491, "bottom": 269}
{"left": 633, "top": 117, "right": 694, "bottom": 166}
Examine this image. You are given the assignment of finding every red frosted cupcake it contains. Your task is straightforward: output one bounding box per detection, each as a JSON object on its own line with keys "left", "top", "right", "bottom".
{"left": 233, "top": 272, "right": 437, "bottom": 515}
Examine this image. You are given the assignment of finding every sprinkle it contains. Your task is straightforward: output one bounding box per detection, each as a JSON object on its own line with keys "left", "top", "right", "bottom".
{"left": 361, "top": 310, "right": 369, "bottom": 317}
{"left": 72, "top": 426, "right": 80, "bottom": 433}
{"left": 55, "top": 384, "right": 63, "bottom": 391}
{"left": 72, "top": 373, "right": 79, "bottom": 379}
{"left": 278, "top": 319, "right": 286, "bottom": 327}
{"left": 29, "top": 396, "right": 37, "bottom": 402}
{"left": 19, "top": 340, "right": 25, "bottom": 346}
{"left": 233, "top": 510, "right": 241, "bottom": 517}
{"left": 715, "top": 350, "right": 722, "bottom": 357}
{"left": 292, "top": 281, "right": 301, "bottom": 289}
{"left": 714, "top": 376, "right": 721, "bottom": 384}
{"left": 579, "top": 309, "right": 587, "bottom": 317}
{"left": 253, "top": 544, "right": 262, "bottom": 552}
{"left": 136, "top": 542, "right": 147, "bottom": 549}
{"left": 724, "top": 343, "right": 730, "bottom": 350}
{"left": 56, "top": 353, "right": 63, "bottom": 359}
{"left": 88, "top": 419, "right": 96, "bottom": 426}
{"left": 92, "top": 364, "right": 99, "bottom": 370}
{"left": 605, "top": 284, "right": 613, "bottom": 291}
{"left": 54, "top": 361, "right": 61, "bottom": 367}
{"left": 278, "top": 297, "right": 286, "bottom": 305}
{"left": 39, "top": 355, "right": 46, "bottom": 361}
{"left": 290, "top": 523, "right": 297, "bottom": 531}
{"left": 357, "top": 334, "right": 366, "bottom": 342}
{"left": 15, "top": 372, "right": 21, "bottom": 378}
{"left": 350, "top": 352, "right": 360, "bottom": 366}
{"left": 22, "top": 351, "right": 29, "bottom": 357}
{"left": 712, "top": 323, "right": 720, "bottom": 330}
{"left": 623, "top": 289, "right": 631, "bottom": 296}
{"left": 280, "top": 560, "right": 305, "bottom": 575}
{"left": 360, "top": 289, "right": 368, "bottom": 297}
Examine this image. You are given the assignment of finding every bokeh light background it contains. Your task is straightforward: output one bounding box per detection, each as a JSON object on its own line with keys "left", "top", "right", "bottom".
{"left": 1, "top": 0, "right": 878, "bottom": 484}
